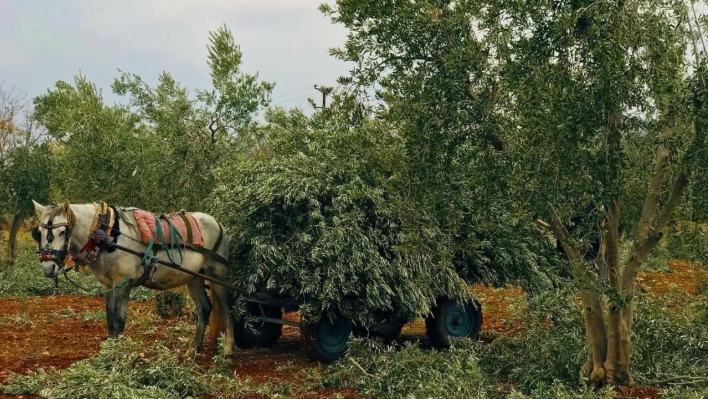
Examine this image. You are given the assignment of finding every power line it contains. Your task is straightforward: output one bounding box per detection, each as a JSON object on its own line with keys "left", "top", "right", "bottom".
{"left": 271, "top": 86, "right": 316, "bottom": 101}
{"left": 271, "top": 91, "right": 319, "bottom": 107}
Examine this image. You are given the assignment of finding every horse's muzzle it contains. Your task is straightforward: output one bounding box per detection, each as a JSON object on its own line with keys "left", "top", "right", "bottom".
{"left": 41, "top": 261, "right": 59, "bottom": 278}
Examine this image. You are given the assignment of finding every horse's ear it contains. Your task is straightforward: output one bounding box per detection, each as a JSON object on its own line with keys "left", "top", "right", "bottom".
{"left": 62, "top": 200, "right": 71, "bottom": 214}
{"left": 32, "top": 200, "right": 46, "bottom": 216}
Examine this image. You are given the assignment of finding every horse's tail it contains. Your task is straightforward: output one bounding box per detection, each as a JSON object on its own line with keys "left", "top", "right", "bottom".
{"left": 207, "top": 285, "right": 228, "bottom": 346}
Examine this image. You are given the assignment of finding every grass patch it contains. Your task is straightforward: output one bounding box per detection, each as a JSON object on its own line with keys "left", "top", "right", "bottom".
{"left": 81, "top": 310, "right": 106, "bottom": 322}
{"left": 0, "top": 313, "right": 34, "bottom": 328}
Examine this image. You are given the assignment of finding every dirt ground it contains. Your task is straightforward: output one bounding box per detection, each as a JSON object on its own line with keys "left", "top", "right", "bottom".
{"left": 0, "top": 259, "right": 705, "bottom": 399}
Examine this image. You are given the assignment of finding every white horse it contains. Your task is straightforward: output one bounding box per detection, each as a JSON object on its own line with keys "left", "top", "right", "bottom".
{"left": 31, "top": 200, "right": 235, "bottom": 358}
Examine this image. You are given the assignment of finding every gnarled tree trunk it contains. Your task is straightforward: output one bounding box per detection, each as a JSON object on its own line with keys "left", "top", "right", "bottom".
{"left": 5, "top": 212, "right": 23, "bottom": 270}
{"left": 549, "top": 116, "right": 691, "bottom": 388}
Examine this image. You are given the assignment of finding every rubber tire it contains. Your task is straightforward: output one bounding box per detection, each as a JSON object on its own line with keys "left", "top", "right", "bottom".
{"left": 234, "top": 304, "right": 283, "bottom": 349}
{"left": 301, "top": 312, "right": 352, "bottom": 363}
{"left": 425, "top": 297, "right": 482, "bottom": 349}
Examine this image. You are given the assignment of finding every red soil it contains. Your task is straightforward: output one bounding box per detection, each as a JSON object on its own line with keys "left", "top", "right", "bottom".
{"left": 0, "top": 260, "right": 703, "bottom": 399}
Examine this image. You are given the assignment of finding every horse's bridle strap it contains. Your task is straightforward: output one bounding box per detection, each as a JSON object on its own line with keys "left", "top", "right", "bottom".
{"left": 38, "top": 222, "right": 72, "bottom": 229}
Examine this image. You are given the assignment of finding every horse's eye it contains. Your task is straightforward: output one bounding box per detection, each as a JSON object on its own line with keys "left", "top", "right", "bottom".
{"left": 59, "top": 230, "right": 66, "bottom": 236}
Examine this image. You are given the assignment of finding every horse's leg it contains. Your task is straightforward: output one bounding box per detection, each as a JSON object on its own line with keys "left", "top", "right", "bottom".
{"left": 104, "top": 285, "right": 132, "bottom": 338}
{"left": 104, "top": 287, "right": 116, "bottom": 338}
{"left": 207, "top": 263, "right": 235, "bottom": 358}
{"left": 185, "top": 277, "right": 212, "bottom": 358}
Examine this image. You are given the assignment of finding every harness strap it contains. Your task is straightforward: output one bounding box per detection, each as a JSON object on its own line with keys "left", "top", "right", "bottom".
{"left": 213, "top": 223, "right": 224, "bottom": 256}
{"left": 141, "top": 222, "right": 228, "bottom": 266}
{"left": 178, "top": 214, "right": 193, "bottom": 244}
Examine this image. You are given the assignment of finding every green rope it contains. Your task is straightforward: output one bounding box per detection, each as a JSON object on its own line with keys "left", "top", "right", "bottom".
{"left": 152, "top": 214, "right": 184, "bottom": 266}
{"left": 102, "top": 259, "right": 145, "bottom": 294}
{"left": 102, "top": 278, "right": 130, "bottom": 294}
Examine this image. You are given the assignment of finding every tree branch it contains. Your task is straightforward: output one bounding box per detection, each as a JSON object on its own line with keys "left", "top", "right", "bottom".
{"left": 634, "top": 145, "right": 668, "bottom": 244}
{"left": 549, "top": 203, "right": 608, "bottom": 380}
{"left": 622, "top": 171, "right": 689, "bottom": 293}
{"left": 208, "top": 116, "right": 222, "bottom": 144}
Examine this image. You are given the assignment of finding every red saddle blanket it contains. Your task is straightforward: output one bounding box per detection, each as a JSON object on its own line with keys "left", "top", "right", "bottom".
{"left": 133, "top": 209, "right": 204, "bottom": 247}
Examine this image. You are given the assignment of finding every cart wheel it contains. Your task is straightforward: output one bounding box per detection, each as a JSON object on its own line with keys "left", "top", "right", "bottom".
{"left": 356, "top": 311, "right": 406, "bottom": 343}
{"left": 425, "top": 297, "right": 482, "bottom": 349}
{"left": 235, "top": 303, "right": 283, "bottom": 349}
{"left": 301, "top": 312, "right": 352, "bottom": 362}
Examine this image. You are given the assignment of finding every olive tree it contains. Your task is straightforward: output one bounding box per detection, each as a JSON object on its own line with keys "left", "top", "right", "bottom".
{"left": 0, "top": 84, "right": 49, "bottom": 266}
{"left": 323, "top": 0, "right": 705, "bottom": 388}
{"left": 32, "top": 26, "right": 272, "bottom": 212}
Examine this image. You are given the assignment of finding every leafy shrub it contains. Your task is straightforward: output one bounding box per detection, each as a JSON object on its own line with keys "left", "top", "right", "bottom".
{"left": 210, "top": 108, "right": 561, "bottom": 326}
{"left": 479, "top": 289, "right": 587, "bottom": 392}
{"left": 630, "top": 290, "right": 708, "bottom": 385}
{"left": 504, "top": 383, "right": 615, "bottom": 399}
{"left": 479, "top": 287, "right": 708, "bottom": 393}
{"left": 155, "top": 290, "right": 187, "bottom": 319}
{"left": 315, "top": 338, "right": 489, "bottom": 399}
{"left": 0, "top": 240, "right": 95, "bottom": 297}
{"left": 0, "top": 337, "right": 257, "bottom": 399}
{"left": 665, "top": 223, "right": 708, "bottom": 266}
{"left": 314, "top": 338, "right": 628, "bottom": 399}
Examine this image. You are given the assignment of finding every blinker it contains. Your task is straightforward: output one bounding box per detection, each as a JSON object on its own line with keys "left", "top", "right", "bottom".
{"left": 31, "top": 227, "right": 41, "bottom": 243}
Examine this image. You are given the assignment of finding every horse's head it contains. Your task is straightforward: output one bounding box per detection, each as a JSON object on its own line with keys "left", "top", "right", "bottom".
{"left": 32, "top": 200, "right": 75, "bottom": 278}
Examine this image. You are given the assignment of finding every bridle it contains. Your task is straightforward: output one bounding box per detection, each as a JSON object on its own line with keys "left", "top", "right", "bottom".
{"left": 31, "top": 218, "right": 74, "bottom": 273}
{"left": 31, "top": 203, "right": 117, "bottom": 277}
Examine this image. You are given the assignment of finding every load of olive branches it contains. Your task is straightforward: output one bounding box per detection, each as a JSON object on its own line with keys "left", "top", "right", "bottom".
{"left": 209, "top": 107, "right": 560, "bottom": 325}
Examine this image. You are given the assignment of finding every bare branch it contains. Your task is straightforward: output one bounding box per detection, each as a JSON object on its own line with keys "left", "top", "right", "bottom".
{"left": 208, "top": 116, "right": 223, "bottom": 144}
{"left": 623, "top": 172, "right": 689, "bottom": 294}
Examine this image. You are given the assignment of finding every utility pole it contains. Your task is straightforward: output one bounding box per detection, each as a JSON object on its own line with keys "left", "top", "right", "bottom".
{"left": 313, "top": 85, "right": 333, "bottom": 111}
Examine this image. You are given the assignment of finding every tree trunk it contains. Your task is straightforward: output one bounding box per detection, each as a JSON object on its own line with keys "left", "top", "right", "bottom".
{"left": 550, "top": 205, "right": 607, "bottom": 388}
{"left": 5, "top": 212, "right": 23, "bottom": 270}
{"left": 602, "top": 199, "right": 633, "bottom": 386}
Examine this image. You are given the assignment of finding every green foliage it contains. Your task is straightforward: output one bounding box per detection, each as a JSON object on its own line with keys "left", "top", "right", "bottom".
{"left": 0, "top": 337, "right": 259, "bottom": 399}
{"left": 324, "top": 0, "right": 565, "bottom": 294}
{"left": 211, "top": 106, "right": 469, "bottom": 325}
{"left": 621, "top": 238, "right": 671, "bottom": 272}
{"left": 33, "top": 74, "right": 165, "bottom": 208}
{"left": 631, "top": 290, "right": 708, "bottom": 385}
{"left": 665, "top": 223, "right": 708, "bottom": 265}
{"left": 110, "top": 25, "right": 273, "bottom": 211}
{"left": 480, "top": 289, "right": 587, "bottom": 391}
{"left": 0, "top": 237, "right": 95, "bottom": 297}
{"left": 317, "top": 338, "right": 488, "bottom": 399}
{"left": 155, "top": 290, "right": 187, "bottom": 319}
{"left": 479, "top": 287, "right": 708, "bottom": 393}
{"left": 0, "top": 142, "right": 52, "bottom": 218}
{"left": 80, "top": 310, "right": 106, "bottom": 322}
{"left": 32, "top": 26, "right": 271, "bottom": 212}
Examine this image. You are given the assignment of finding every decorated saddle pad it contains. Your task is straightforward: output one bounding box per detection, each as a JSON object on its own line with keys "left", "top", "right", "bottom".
{"left": 132, "top": 209, "right": 205, "bottom": 247}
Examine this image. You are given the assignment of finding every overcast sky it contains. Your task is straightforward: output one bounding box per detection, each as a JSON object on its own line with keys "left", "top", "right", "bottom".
{"left": 0, "top": 0, "right": 351, "bottom": 114}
